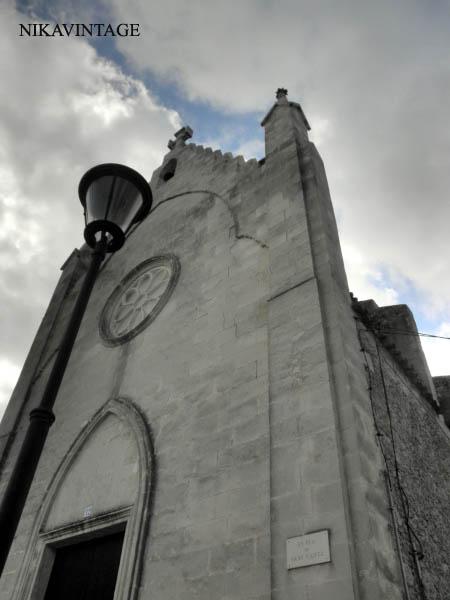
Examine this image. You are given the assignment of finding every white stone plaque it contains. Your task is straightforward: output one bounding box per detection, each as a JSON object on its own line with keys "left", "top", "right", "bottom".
{"left": 83, "top": 505, "right": 93, "bottom": 518}
{"left": 286, "top": 530, "right": 331, "bottom": 569}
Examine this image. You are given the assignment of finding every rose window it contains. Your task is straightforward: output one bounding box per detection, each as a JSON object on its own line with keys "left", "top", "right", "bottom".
{"left": 100, "top": 255, "right": 180, "bottom": 345}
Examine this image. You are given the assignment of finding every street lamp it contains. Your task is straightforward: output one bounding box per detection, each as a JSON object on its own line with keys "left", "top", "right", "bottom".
{"left": 80, "top": 163, "right": 152, "bottom": 251}
{"left": 0, "top": 164, "right": 152, "bottom": 574}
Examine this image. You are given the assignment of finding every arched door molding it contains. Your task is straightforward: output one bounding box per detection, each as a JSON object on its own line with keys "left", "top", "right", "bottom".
{"left": 13, "top": 397, "right": 154, "bottom": 600}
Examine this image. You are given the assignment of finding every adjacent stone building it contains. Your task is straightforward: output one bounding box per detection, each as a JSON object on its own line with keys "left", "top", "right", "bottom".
{"left": 0, "top": 90, "right": 449, "bottom": 599}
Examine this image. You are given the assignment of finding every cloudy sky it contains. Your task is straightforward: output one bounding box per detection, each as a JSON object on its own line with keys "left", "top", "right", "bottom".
{"left": 0, "top": 0, "right": 449, "bottom": 417}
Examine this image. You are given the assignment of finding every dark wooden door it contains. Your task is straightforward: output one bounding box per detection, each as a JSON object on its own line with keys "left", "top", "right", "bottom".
{"left": 44, "top": 530, "right": 124, "bottom": 600}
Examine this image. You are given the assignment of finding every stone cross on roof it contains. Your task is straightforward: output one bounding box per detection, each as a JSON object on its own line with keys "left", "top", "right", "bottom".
{"left": 168, "top": 126, "right": 193, "bottom": 150}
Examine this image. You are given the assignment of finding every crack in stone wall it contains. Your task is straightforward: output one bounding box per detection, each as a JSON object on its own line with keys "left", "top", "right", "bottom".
{"left": 150, "top": 189, "right": 269, "bottom": 249}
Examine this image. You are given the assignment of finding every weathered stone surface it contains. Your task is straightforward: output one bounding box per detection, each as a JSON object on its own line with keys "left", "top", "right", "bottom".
{"left": 356, "top": 324, "right": 450, "bottom": 600}
{"left": 434, "top": 375, "right": 450, "bottom": 426}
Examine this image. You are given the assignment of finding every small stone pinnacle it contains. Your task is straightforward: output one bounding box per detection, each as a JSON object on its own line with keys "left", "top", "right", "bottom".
{"left": 276, "top": 88, "right": 288, "bottom": 100}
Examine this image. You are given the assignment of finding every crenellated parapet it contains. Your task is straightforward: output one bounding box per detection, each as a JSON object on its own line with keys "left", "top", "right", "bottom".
{"left": 150, "top": 127, "right": 264, "bottom": 205}
{"left": 170, "top": 139, "right": 260, "bottom": 173}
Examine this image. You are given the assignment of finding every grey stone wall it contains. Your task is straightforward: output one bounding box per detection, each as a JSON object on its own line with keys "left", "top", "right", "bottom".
{"left": 434, "top": 376, "right": 450, "bottom": 427}
{"left": 0, "top": 140, "right": 274, "bottom": 600}
{"left": 357, "top": 320, "right": 450, "bottom": 600}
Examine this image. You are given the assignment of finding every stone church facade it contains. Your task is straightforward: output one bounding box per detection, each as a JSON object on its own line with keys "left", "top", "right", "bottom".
{"left": 0, "top": 90, "right": 449, "bottom": 599}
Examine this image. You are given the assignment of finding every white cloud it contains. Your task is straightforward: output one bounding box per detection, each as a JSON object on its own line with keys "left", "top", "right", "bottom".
{"left": 0, "top": 4, "right": 181, "bottom": 417}
{"left": 421, "top": 323, "right": 450, "bottom": 377}
{"left": 308, "top": 117, "right": 333, "bottom": 148}
{"left": 231, "top": 138, "right": 265, "bottom": 161}
{"left": 0, "top": 358, "right": 21, "bottom": 419}
{"left": 343, "top": 244, "right": 400, "bottom": 307}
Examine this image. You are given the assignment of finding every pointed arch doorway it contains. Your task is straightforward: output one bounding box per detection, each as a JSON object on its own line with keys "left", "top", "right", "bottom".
{"left": 12, "top": 398, "right": 154, "bottom": 600}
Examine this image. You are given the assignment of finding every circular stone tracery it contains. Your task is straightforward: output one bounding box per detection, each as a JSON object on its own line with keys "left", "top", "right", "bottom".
{"left": 100, "top": 255, "right": 180, "bottom": 346}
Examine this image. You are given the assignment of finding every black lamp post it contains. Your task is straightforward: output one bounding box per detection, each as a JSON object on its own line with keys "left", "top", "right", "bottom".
{"left": 0, "top": 164, "right": 152, "bottom": 575}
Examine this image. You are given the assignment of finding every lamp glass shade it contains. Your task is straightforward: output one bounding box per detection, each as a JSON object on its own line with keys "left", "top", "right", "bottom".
{"left": 85, "top": 175, "right": 143, "bottom": 229}
{"left": 79, "top": 164, "right": 152, "bottom": 252}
